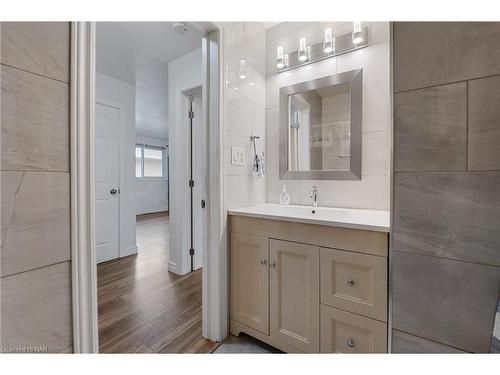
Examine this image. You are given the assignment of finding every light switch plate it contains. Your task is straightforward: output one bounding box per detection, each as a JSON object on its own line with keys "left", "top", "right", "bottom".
{"left": 231, "top": 146, "right": 246, "bottom": 166}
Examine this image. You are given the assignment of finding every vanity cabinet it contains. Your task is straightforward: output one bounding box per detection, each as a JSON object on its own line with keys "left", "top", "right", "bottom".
{"left": 230, "top": 233, "right": 269, "bottom": 335}
{"left": 229, "top": 214, "right": 389, "bottom": 353}
{"left": 270, "top": 240, "right": 319, "bottom": 352}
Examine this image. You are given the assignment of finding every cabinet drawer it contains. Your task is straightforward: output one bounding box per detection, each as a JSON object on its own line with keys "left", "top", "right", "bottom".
{"left": 320, "top": 305, "right": 387, "bottom": 353}
{"left": 320, "top": 247, "right": 387, "bottom": 321}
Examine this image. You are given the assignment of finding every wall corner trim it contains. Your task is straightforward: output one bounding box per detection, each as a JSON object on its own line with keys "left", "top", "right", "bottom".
{"left": 70, "top": 21, "right": 99, "bottom": 354}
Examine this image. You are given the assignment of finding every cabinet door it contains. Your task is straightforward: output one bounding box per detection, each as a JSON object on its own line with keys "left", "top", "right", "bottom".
{"left": 320, "top": 305, "right": 387, "bottom": 353}
{"left": 230, "top": 232, "right": 269, "bottom": 335}
{"left": 269, "top": 239, "right": 319, "bottom": 352}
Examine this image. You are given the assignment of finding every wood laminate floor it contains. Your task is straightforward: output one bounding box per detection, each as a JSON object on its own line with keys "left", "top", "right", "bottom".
{"left": 97, "top": 212, "right": 218, "bottom": 353}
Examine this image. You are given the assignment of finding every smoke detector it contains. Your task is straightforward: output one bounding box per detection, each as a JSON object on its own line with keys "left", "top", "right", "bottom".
{"left": 172, "top": 22, "right": 188, "bottom": 35}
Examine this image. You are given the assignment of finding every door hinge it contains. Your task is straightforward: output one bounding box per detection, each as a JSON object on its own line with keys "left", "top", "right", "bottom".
{"left": 201, "top": 199, "right": 206, "bottom": 208}
{"left": 189, "top": 179, "right": 194, "bottom": 187}
{"left": 189, "top": 110, "right": 194, "bottom": 119}
{"left": 189, "top": 248, "right": 195, "bottom": 256}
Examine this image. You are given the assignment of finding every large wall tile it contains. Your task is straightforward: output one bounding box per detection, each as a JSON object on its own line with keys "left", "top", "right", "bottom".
{"left": 1, "top": 22, "right": 70, "bottom": 82}
{"left": 1, "top": 65, "right": 69, "bottom": 172}
{"left": 394, "top": 171, "right": 500, "bottom": 266}
{"left": 1, "top": 171, "right": 70, "bottom": 277}
{"left": 394, "top": 22, "right": 500, "bottom": 91}
{"left": 392, "top": 251, "right": 500, "bottom": 353}
{"left": 468, "top": 74, "right": 500, "bottom": 170}
{"left": 392, "top": 330, "right": 467, "bottom": 353}
{"left": 0, "top": 261, "right": 72, "bottom": 352}
{"left": 394, "top": 83, "right": 466, "bottom": 172}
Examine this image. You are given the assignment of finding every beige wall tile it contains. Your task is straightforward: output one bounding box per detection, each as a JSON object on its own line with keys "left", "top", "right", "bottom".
{"left": 394, "top": 22, "right": 500, "bottom": 92}
{"left": 392, "top": 330, "right": 466, "bottom": 353}
{"left": 1, "top": 22, "right": 70, "bottom": 83}
{"left": 392, "top": 251, "right": 500, "bottom": 353}
{"left": 1, "top": 171, "right": 70, "bottom": 277}
{"left": 468, "top": 74, "right": 500, "bottom": 170}
{"left": 394, "top": 171, "right": 500, "bottom": 266}
{"left": 394, "top": 83, "right": 467, "bottom": 172}
{"left": 0, "top": 261, "right": 72, "bottom": 353}
{"left": 1, "top": 65, "right": 69, "bottom": 172}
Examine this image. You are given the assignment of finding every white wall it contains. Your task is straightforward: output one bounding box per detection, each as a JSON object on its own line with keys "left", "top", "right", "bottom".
{"left": 225, "top": 23, "right": 267, "bottom": 210}
{"left": 168, "top": 48, "right": 202, "bottom": 275}
{"left": 96, "top": 72, "right": 137, "bottom": 257}
{"left": 135, "top": 134, "right": 169, "bottom": 215}
{"left": 265, "top": 22, "right": 391, "bottom": 210}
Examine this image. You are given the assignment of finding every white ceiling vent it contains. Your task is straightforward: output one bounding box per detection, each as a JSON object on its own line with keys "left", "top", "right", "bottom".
{"left": 172, "top": 22, "right": 189, "bottom": 35}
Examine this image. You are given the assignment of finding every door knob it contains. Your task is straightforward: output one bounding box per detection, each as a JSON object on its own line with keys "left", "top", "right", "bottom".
{"left": 269, "top": 261, "right": 276, "bottom": 269}
{"left": 347, "top": 279, "right": 356, "bottom": 287}
{"left": 110, "top": 189, "right": 118, "bottom": 195}
{"left": 347, "top": 339, "right": 355, "bottom": 348}
{"left": 260, "top": 258, "right": 267, "bottom": 265}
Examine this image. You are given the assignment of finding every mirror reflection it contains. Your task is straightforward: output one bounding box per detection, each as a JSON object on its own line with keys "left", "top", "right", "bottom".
{"left": 288, "top": 83, "right": 351, "bottom": 172}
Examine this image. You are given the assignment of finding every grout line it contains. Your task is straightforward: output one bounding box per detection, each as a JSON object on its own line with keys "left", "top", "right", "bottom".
{"left": 0, "top": 169, "right": 70, "bottom": 173}
{"left": 465, "top": 80, "right": 469, "bottom": 171}
{"left": 394, "top": 72, "right": 500, "bottom": 95}
{"left": 0, "top": 62, "right": 69, "bottom": 85}
{"left": 394, "top": 169, "right": 500, "bottom": 174}
{"left": 393, "top": 329, "right": 471, "bottom": 353}
{"left": 0, "top": 259, "right": 71, "bottom": 279}
{"left": 392, "top": 249, "right": 499, "bottom": 269}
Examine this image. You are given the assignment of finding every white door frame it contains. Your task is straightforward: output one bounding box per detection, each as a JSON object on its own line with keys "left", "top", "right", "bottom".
{"left": 70, "top": 22, "right": 227, "bottom": 352}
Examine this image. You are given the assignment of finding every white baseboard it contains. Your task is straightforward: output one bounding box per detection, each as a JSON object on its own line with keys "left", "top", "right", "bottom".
{"left": 167, "top": 261, "right": 178, "bottom": 273}
{"left": 136, "top": 207, "right": 169, "bottom": 215}
{"left": 120, "top": 245, "right": 138, "bottom": 258}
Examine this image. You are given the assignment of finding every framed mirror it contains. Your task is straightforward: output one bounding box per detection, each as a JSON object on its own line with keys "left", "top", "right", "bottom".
{"left": 279, "top": 69, "right": 362, "bottom": 180}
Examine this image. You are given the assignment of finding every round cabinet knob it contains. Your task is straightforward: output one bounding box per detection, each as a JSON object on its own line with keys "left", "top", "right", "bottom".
{"left": 347, "top": 279, "right": 356, "bottom": 287}
{"left": 269, "top": 261, "right": 276, "bottom": 269}
{"left": 260, "top": 258, "right": 267, "bottom": 265}
{"left": 347, "top": 339, "right": 355, "bottom": 348}
{"left": 110, "top": 189, "right": 118, "bottom": 195}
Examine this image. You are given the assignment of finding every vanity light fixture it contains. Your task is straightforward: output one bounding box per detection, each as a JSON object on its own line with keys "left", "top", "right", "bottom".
{"left": 276, "top": 46, "right": 285, "bottom": 69}
{"left": 352, "top": 21, "right": 364, "bottom": 45}
{"left": 323, "top": 28, "right": 335, "bottom": 54}
{"left": 275, "top": 25, "right": 368, "bottom": 73}
{"left": 298, "top": 37, "right": 308, "bottom": 62}
{"left": 239, "top": 59, "right": 247, "bottom": 80}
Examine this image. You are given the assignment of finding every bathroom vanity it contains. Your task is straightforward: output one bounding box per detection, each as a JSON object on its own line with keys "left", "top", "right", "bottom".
{"left": 228, "top": 203, "right": 390, "bottom": 353}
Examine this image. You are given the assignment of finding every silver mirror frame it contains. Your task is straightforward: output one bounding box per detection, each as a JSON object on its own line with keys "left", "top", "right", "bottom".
{"left": 279, "top": 69, "right": 363, "bottom": 180}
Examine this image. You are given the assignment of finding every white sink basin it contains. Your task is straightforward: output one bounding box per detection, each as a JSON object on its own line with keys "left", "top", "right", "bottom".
{"left": 228, "top": 203, "right": 390, "bottom": 232}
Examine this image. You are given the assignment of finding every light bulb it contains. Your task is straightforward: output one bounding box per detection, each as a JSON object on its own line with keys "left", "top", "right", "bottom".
{"left": 239, "top": 59, "right": 246, "bottom": 80}
{"left": 323, "top": 28, "right": 334, "bottom": 54}
{"left": 298, "top": 37, "right": 307, "bottom": 62}
{"left": 352, "top": 21, "right": 364, "bottom": 45}
{"left": 276, "top": 46, "right": 284, "bottom": 69}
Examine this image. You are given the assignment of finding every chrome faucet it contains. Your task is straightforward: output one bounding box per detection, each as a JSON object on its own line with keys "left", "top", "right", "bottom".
{"left": 309, "top": 185, "right": 318, "bottom": 208}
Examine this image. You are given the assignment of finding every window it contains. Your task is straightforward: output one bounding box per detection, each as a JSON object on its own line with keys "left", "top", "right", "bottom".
{"left": 135, "top": 145, "right": 164, "bottom": 178}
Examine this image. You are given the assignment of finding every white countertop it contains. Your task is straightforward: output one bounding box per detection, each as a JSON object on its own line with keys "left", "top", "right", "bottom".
{"left": 228, "top": 203, "right": 390, "bottom": 232}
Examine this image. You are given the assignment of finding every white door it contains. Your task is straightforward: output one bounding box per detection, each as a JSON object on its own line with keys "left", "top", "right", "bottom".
{"left": 192, "top": 92, "right": 206, "bottom": 270}
{"left": 95, "top": 102, "right": 120, "bottom": 263}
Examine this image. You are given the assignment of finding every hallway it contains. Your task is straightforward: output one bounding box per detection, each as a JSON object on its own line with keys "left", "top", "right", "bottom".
{"left": 97, "top": 213, "right": 217, "bottom": 353}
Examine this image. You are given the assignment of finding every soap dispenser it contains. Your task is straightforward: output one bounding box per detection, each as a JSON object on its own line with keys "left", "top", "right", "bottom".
{"left": 280, "top": 185, "right": 290, "bottom": 205}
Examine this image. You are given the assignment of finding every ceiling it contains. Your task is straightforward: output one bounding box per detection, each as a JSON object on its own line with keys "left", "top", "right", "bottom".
{"left": 96, "top": 22, "right": 204, "bottom": 139}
